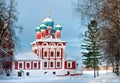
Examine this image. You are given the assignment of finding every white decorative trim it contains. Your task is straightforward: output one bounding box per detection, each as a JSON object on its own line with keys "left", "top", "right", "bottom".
{"left": 56, "top": 48, "right": 61, "bottom": 58}
{"left": 42, "top": 60, "right": 48, "bottom": 69}
{"left": 49, "top": 61, "right": 55, "bottom": 69}
{"left": 62, "top": 48, "right": 65, "bottom": 59}
{"left": 42, "top": 42, "right": 48, "bottom": 46}
{"left": 43, "top": 48, "right": 48, "bottom": 58}
{"left": 26, "top": 62, "right": 31, "bottom": 69}
{"left": 67, "top": 62, "right": 72, "bottom": 68}
{"left": 56, "top": 60, "right": 61, "bottom": 68}
{"left": 33, "top": 62, "right": 38, "bottom": 69}
{"left": 18, "top": 62, "right": 24, "bottom": 70}
{"left": 57, "top": 43, "right": 63, "bottom": 46}
{"left": 50, "top": 48, "right": 55, "bottom": 58}
{"left": 49, "top": 42, "right": 56, "bottom": 46}
{"left": 38, "top": 45, "right": 65, "bottom": 49}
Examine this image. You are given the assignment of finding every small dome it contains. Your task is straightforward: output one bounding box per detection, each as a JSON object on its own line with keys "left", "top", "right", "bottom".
{"left": 55, "top": 24, "right": 62, "bottom": 31}
{"left": 42, "top": 17, "right": 54, "bottom": 27}
{"left": 43, "top": 17, "right": 53, "bottom": 22}
{"left": 55, "top": 24, "right": 62, "bottom": 28}
{"left": 35, "top": 26, "right": 40, "bottom": 32}
{"left": 40, "top": 24, "right": 47, "bottom": 30}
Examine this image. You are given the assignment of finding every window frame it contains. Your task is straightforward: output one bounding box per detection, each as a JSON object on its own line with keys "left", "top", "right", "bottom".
{"left": 26, "top": 72, "right": 30, "bottom": 76}
{"left": 50, "top": 49, "right": 55, "bottom": 58}
{"left": 33, "top": 62, "right": 38, "bottom": 69}
{"left": 56, "top": 49, "right": 61, "bottom": 58}
{"left": 50, "top": 51, "right": 54, "bottom": 57}
{"left": 50, "top": 61, "right": 54, "bottom": 68}
{"left": 43, "top": 61, "right": 48, "bottom": 69}
{"left": 26, "top": 62, "right": 31, "bottom": 69}
{"left": 44, "top": 51, "right": 48, "bottom": 58}
{"left": 67, "top": 62, "right": 72, "bottom": 68}
{"left": 56, "top": 51, "right": 60, "bottom": 58}
{"left": 18, "top": 62, "right": 24, "bottom": 69}
{"left": 56, "top": 61, "right": 61, "bottom": 68}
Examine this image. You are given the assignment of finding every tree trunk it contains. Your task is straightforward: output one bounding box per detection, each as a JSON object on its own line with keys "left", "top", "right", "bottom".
{"left": 97, "top": 69, "right": 99, "bottom": 77}
{"left": 94, "top": 69, "right": 96, "bottom": 78}
{"left": 115, "top": 63, "right": 119, "bottom": 75}
{"left": 94, "top": 54, "right": 96, "bottom": 78}
{"left": 112, "top": 63, "right": 115, "bottom": 73}
{"left": 106, "top": 62, "right": 108, "bottom": 74}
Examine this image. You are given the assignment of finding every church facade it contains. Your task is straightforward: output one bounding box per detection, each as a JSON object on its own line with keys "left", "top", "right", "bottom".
{"left": 13, "top": 13, "right": 82, "bottom": 77}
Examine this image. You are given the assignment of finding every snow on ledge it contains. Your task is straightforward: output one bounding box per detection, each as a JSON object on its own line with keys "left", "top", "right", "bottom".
{"left": 65, "top": 57, "right": 76, "bottom": 61}
{"left": 15, "top": 52, "right": 39, "bottom": 60}
{"left": 31, "top": 38, "right": 66, "bottom": 44}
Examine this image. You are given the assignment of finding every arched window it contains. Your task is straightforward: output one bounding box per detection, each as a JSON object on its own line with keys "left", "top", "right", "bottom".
{"left": 49, "top": 43, "right": 55, "bottom": 46}
{"left": 56, "top": 48, "right": 61, "bottom": 58}
{"left": 50, "top": 48, "right": 55, "bottom": 58}
{"left": 43, "top": 49, "right": 48, "bottom": 58}
{"left": 26, "top": 62, "right": 31, "bottom": 69}
{"left": 57, "top": 43, "right": 63, "bottom": 46}
{"left": 56, "top": 60, "right": 61, "bottom": 68}
{"left": 42, "top": 42, "right": 48, "bottom": 46}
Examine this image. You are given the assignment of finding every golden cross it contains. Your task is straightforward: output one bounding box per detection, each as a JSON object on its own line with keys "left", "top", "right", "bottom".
{"left": 47, "top": 7, "right": 50, "bottom": 17}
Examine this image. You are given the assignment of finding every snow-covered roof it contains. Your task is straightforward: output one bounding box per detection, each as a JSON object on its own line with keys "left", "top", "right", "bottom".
{"left": 15, "top": 52, "right": 39, "bottom": 60}
{"left": 42, "top": 17, "right": 53, "bottom": 23}
{"left": 31, "top": 38, "right": 66, "bottom": 44}
{"left": 36, "top": 26, "right": 40, "bottom": 29}
{"left": 55, "top": 24, "right": 62, "bottom": 28}
{"left": 40, "top": 24, "right": 46, "bottom": 27}
{"left": 65, "top": 57, "right": 76, "bottom": 61}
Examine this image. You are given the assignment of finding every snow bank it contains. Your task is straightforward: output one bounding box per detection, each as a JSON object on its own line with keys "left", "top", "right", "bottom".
{"left": 0, "top": 70, "right": 120, "bottom": 83}
{"left": 92, "top": 72, "right": 120, "bottom": 83}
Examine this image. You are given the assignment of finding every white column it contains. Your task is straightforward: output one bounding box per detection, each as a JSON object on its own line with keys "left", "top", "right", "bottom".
{"left": 38, "top": 46, "right": 42, "bottom": 60}
{"left": 63, "top": 47, "right": 65, "bottom": 59}
{"left": 41, "top": 60, "right": 43, "bottom": 70}
{"left": 62, "top": 59, "right": 64, "bottom": 69}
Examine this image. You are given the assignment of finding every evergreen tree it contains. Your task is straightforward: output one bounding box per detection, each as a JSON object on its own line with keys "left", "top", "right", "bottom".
{"left": 82, "top": 20, "right": 100, "bottom": 78}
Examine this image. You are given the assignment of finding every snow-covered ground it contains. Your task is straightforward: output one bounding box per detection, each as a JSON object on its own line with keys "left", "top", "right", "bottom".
{"left": 0, "top": 70, "right": 120, "bottom": 83}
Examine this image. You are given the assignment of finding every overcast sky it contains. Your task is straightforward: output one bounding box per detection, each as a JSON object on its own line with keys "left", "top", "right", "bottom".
{"left": 16, "top": 0, "right": 82, "bottom": 60}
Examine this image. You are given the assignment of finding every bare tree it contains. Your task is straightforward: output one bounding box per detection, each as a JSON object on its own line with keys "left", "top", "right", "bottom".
{"left": 96, "top": 0, "right": 120, "bottom": 75}
{"left": 0, "top": 0, "right": 22, "bottom": 76}
{"left": 73, "top": 0, "right": 120, "bottom": 75}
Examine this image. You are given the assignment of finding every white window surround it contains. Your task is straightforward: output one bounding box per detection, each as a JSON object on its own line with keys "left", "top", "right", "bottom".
{"left": 33, "top": 62, "right": 38, "bottom": 69}
{"left": 50, "top": 61, "right": 54, "bottom": 69}
{"left": 42, "top": 42, "right": 48, "bottom": 46}
{"left": 67, "top": 62, "right": 72, "bottom": 68}
{"left": 50, "top": 49, "right": 55, "bottom": 58}
{"left": 56, "top": 61, "right": 61, "bottom": 68}
{"left": 49, "top": 43, "right": 55, "bottom": 46}
{"left": 43, "top": 49, "right": 48, "bottom": 58}
{"left": 56, "top": 49, "right": 61, "bottom": 58}
{"left": 43, "top": 61, "right": 48, "bottom": 69}
{"left": 18, "top": 62, "right": 24, "bottom": 69}
{"left": 44, "top": 51, "right": 48, "bottom": 58}
{"left": 50, "top": 51, "right": 54, "bottom": 57}
{"left": 26, "top": 62, "right": 31, "bottom": 69}
{"left": 57, "top": 43, "right": 63, "bottom": 46}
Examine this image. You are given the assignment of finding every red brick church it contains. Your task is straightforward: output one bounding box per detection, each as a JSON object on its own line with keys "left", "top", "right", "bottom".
{"left": 13, "top": 12, "right": 82, "bottom": 77}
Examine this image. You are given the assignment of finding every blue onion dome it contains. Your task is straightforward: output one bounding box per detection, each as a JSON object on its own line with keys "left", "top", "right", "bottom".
{"left": 35, "top": 26, "right": 40, "bottom": 32}
{"left": 55, "top": 24, "right": 62, "bottom": 31}
{"left": 42, "top": 17, "right": 54, "bottom": 27}
{"left": 40, "top": 24, "right": 47, "bottom": 30}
